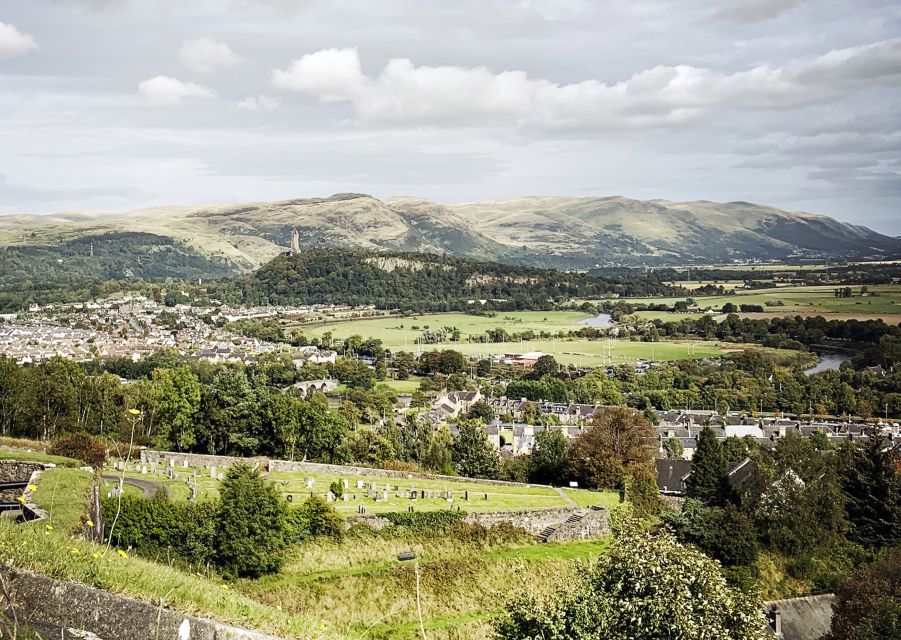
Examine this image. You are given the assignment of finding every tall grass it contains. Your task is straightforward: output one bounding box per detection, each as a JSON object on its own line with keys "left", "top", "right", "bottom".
{"left": 0, "top": 519, "right": 339, "bottom": 639}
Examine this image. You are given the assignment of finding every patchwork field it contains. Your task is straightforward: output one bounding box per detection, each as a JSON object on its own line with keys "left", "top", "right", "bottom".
{"left": 623, "top": 283, "right": 901, "bottom": 323}
{"left": 104, "top": 462, "right": 620, "bottom": 514}
{"left": 292, "top": 310, "right": 728, "bottom": 365}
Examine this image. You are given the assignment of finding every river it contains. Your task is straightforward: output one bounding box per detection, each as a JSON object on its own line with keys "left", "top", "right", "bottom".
{"left": 579, "top": 313, "right": 613, "bottom": 327}
{"left": 804, "top": 354, "right": 848, "bottom": 375}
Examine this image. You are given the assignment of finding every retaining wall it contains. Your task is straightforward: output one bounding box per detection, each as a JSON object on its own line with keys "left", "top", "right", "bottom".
{"left": 546, "top": 508, "right": 609, "bottom": 542}
{"left": 0, "top": 565, "right": 285, "bottom": 640}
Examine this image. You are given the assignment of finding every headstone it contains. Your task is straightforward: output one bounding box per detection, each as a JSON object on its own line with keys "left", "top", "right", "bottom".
{"left": 168, "top": 459, "right": 174, "bottom": 467}
{"left": 484, "top": 493, "right": 489, "bottom": 500}
{"left": 150, "top": 462, "right": 157, "bottom": 473}
{"left": 385, "top": 483, "right": 391, "bottom": 491}
{"left": 343, "top": 479, "right": 349, "bottom": 489}
{"left": 356, "top": 480, "right": 365, "bottom": 489}
{"left": 183, "top": 459, "right": 189, "bottom": 468}
{"left": 342, "top": 494, "right": 348, "bottom": 502}
{"left": 217, "top": 473, "right": 224, "bottom": 481}
{"left": 464, "top": 491, "right": 469, "bottom": 501}
{"left": 210, "top": 466, "right": 216, "bottom": 479}
{"left": 326, "top": 492, "right": 334, "bottom": 503}
{"left": 409, "top": 490, "right": 417, "bottom": 500}
{"left": 141, "top": 466, "right": 147, "bottom": 475}
{"left": 116, "top": 461, "right": 124, "bottom": 471}
{"left": 305, "top": 479, "right": 314, "bottom": 489}
{"left": 286, "top": 494, "right": 293, "bottom": 503}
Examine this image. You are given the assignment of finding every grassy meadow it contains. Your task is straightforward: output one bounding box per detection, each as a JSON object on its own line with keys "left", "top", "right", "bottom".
{"left": 241, "top": 532, "right": 611, "bottom": 639}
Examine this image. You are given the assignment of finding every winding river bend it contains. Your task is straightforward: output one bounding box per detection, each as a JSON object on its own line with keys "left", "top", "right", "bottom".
{"left": 804, "top": 354, "right": 848, "bottom": 375}
{"left": 578, "top": 313, "right": 613, "bottom": 327}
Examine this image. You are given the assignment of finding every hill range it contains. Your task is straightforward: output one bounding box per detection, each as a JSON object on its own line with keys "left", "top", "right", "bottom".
{"left": 0, "top": 193, "right": 898, "bottom": 273}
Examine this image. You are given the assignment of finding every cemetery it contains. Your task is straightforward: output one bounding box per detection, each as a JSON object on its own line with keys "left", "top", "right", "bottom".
{"left": 101, "top": 455, "right": 620, "bottom": 514}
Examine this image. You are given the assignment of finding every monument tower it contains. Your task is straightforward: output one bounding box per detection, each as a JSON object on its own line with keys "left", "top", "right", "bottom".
{"left": 290, "top": 227, "right": 300, "bottom": 255}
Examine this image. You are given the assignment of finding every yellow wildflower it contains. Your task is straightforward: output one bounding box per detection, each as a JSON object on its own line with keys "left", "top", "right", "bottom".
{"left": 16, "top": 496, "right": 26, "bottom": 504}
{"left": 117, "top": 549, "right": 128, "bottom": 559}
{"left": 45, "top": 524, "right": 53, "bottom": 531}
{"left": 70, "top": 547, "right": 80, "bottom": 555}
{"left": 85, "top": 519, "right": 94, "bottom": 528}
{"left": 26, "top": 484, "right": 37, "bottom": 492}
{"left": 92, "top": 552, "right": 102, "bottom": 559}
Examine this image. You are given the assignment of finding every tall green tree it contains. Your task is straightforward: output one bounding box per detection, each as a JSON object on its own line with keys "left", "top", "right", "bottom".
{"left": 840, "top": 434, "right": 901, "bottom": 548}
{"left": 215, "top": 463, "right": 289, "bottom": 578}
{"left": 530, "top": 428, "right": 569, "bottom": 485}
{"left": 686, "top": 427, "right": 731, "bottom": 505}
{"left": 567, "top": 407, "right": 655, "bottom": 490}
{"left": 452, "top": 421, "right": 501, "bottom": 479}
{"left": 149, "top": 365, "right": 201, "bottom": 450}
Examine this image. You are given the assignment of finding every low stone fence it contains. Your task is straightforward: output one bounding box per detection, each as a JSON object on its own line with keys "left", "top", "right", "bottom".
{"left": 139, "top": 450, "right": 267, "bottom": 472}
{"left": 0, "top": 460, "right": 50, "bottom": 522}
{"left": 346, "top": 506, "right": 611, "bottom": 540}
{"left": 0, "top": 565, "right": 285, "bottom": 640}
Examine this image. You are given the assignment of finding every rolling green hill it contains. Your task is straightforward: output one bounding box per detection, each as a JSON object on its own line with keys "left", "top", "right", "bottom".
{"left": 1, "top": 193, "right": 898, "bottom": 271}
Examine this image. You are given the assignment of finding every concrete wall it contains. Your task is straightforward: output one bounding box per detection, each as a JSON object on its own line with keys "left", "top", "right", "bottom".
{"left": 0, "top": 565, "right": 285, "bottom": 640}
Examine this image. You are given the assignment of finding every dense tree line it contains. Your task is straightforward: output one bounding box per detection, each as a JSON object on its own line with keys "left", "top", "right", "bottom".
{"left": 199, "top": 249, "right": 682, "bottom": 311}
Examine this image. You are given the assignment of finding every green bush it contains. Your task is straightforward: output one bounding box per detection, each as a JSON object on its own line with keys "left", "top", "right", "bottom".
{"left": 382, "top": 510, "right": 466, "bottom": 535}
{"left": 287, "top": 496, "right": 344, "bottom": 543}
{"left": 48, "top": 432, "right": 107, "bottom": 469}
{"left": 101, "top": 493, "right": 217, "bottom": 567}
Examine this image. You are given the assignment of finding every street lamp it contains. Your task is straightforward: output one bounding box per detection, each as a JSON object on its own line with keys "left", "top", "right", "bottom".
{"left": 398, "top": 551, "right": 427, "bottom": 640}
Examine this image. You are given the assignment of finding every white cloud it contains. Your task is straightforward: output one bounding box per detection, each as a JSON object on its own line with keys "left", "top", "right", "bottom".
{"left": 271, "top": 39, "right": 901, "bottom": 129}
{"left": 714, "top": 0, "right": 805, "bottom": 23}
{"left": 138, "top": 75, "right": 216, "bottom": 104}
{"left": 271, "top": 47, "right": 366, "bottom": 101}
{"left": 179, "top": 37, "right": 242, "bottom": 73}
{"left": 0, "top": 21, "right": 37, "bottom": 58}
{"left": 237, "top": 94, "right": 281, "bottom": 110}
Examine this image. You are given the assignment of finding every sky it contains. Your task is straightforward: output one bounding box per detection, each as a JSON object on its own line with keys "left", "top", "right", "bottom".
{"left": 1, "top": 0, "right": 900, "bottom": 234}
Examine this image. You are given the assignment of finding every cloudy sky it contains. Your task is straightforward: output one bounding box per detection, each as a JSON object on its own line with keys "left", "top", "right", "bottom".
{"left": 1, "top": 0, "right": 900, "bottom": 233}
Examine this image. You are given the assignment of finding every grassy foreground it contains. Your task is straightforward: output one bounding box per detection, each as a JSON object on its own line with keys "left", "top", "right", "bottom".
{"left": 241, "top": 531, "right": 610, "bottom": 640}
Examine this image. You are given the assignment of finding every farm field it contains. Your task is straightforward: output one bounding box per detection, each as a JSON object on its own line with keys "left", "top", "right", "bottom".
{"left": 621, "top": 283, "right": 901, "bottom": 321}
{"left": 295, "top": 310, "right": 596, "bottom": 345}
{"left": 293, "top": 310, "right": 728, "bottom": 364}
{"left": 106, "top": 462, "right": 620, "bottom": 514}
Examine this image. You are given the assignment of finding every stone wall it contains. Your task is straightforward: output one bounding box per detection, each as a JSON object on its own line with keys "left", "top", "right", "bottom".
{"left": 462, "top": 507, "right": 582, "bottom": 535}
{"left": 546, "top": 508, "right": 609, "bottom": 542}
{"left": 0, "top": 460, "right": 43, "bottom": 483}
{"left": 0, "top": 565, "right": 285, "bottom": 640}
{"left": 140, "top": 450, "right": 267, "bottom": 472}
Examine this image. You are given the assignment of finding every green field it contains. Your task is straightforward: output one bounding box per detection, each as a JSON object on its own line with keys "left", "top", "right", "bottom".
{"left": 294, "top": 311, "right": 728, "bottom": 365}
{"left": 297, "top": 311, "right": 595, "bottom": 344}
{"left": 622, "top": 283, "right": 901, "bottom": 322}
{"left": 108, "top": 463, "right": 619, "bottom": 514}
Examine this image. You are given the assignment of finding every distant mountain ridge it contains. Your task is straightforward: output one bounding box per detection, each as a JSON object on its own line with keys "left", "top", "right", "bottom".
{"left": 0, "top": 193, "right": 897, "bottom": 271}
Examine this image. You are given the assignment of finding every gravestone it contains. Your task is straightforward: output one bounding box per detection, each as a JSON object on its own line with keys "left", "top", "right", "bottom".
{"left": 150, "top": 462, "right": 157, "bottom": 473}
{"left": 183, "top": 459, "right": 189, "bottom": 468}
{"left": 356, "top": 480, "right": 365, "bottom": 489}
{"left": 210, "top": 466, "right": 216, "bottom": 479}
{"left": 140, "top": 466, "right": 147, "bottom": 475}
{"left": 343, "top": 479, "right": 349, "bottom": 489}
{"left": 305, "top": 479, "right": 314, "bottom": 489}
{"left": 217, "top": 473, "right": 224, "bottom": 481}
{"left": 342, "top": 494, "right": 348, "bottom": 502}
{"left": 286, "top": 494, "right": 293, "bottom": 503}
{"left": 326, "top": 492, "right": 334, "bottom": 503}
{"left": 464, "top": 491, "right": 469, "bottom": 501}
{"left": 409, "top": 490, "right": 417, "bottom": 500}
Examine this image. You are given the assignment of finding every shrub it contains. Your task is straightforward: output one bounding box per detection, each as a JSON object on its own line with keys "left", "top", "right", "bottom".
{"left": 382, "top": 510, "right": 466, "bottom": 535}
{"left": 495, "top": 517, "right": 767, "bottom": 640}
{"left": 663, "top": 499, "right": 757, "bottom": 568}
{"left": 101, "top": 493, "right": 217, "bottom": 567}
{"left": 48, "top": 432, "right": 108, "bottom": 469}
{"left": 826, "top": 547, "right": 901, "bottom": 640}
{"left": 329, "top": 480, "right": 344, "bottom": 498}
{"left": 287, "top": 496, "right": 344, "bottom": 543}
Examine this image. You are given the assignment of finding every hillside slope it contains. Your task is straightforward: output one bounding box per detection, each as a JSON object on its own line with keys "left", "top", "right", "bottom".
{"left": 0, "top": 193, "right": 897, "bottom": 271}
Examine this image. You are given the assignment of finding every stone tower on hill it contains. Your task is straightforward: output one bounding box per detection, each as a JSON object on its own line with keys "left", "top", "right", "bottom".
{"left": 290, "top": 227, "right": 300, "bottom": 255}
